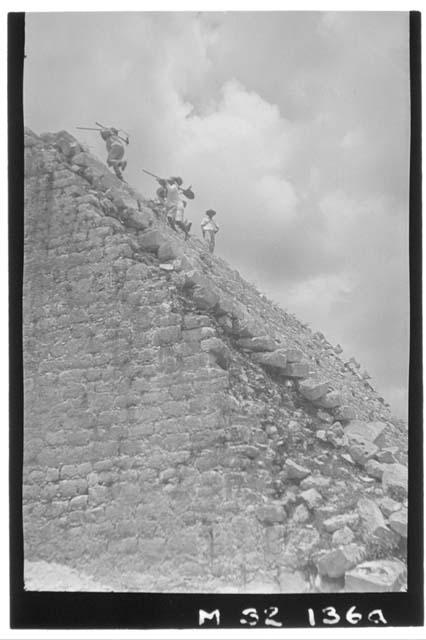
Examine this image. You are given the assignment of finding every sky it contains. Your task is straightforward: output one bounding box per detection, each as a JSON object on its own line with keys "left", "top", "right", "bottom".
{"left": 24, "top": 11, "right": 410, "bottom": 419}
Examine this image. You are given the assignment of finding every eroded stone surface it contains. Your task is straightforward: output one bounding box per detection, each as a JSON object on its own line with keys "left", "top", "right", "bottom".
{"left": 345, "top": 560, "right": 406, "bottom": 592}
{"left": 253, "top": 349, "right": 288, "bottom": 370}
{"left": 332, "top": 526, "right": 354, "bottom": 546}
{"left": 317, "top": 544, "right": 365, "bottom": 578}
{"left": 382, "top": 464, "right": 408, "bottom": 500}
{"left": 314, "top": 391, "right": 342, "bottom": 409}
{"left": 378, "top": 496, "right": 402, "bottom": 518}
{"left": 237, "top": 336, "right": 276, "bottom": 352}
{"left": 348, "top": 440, "right": 379, "bottom": 466}
{"left": 300, "top": 488, "right": 322, "bottom": 509}
{"left": 299, "top": 379, "right": 331, "bottom": 402}
{"left": 335, "top": 405, "right": 357, "bottom": 422}
{"left": 322, "top": 513, "right": 359, "bottom": 533}
{"left": 283, "top": 459, "right": 311, "bottom": 480}
{"left": 357, "top": 498, "right": 397, "bottom": 544}
{"left": 389, "top": 508, "right": 407, "bottom": 538}
{"left": 344, "top": 420, "right": 387, "bottom": 447}
{"left": 365, "top": 459, "right": 385, "bottom": 479}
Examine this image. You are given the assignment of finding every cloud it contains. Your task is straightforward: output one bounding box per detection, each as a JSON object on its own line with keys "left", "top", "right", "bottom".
{"left": 176, "top": 80, "right": 293, "bottom": 173}
{"left": 253, "top": 176, "right": 299, "bottom": 223}
{"left": 341, "top": 128, "right": 365, "bottom": 149}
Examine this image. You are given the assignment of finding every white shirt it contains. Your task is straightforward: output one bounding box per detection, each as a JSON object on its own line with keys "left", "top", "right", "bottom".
{"left": 201, "top": 216, "right": 219, "bottom": 233}
{"left": 166, "top": 183, "right": 181, "bottom": 206}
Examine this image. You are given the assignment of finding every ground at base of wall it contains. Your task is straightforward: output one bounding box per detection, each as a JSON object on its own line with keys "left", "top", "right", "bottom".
{"left": 24, "top": 560, "right": 113, "bottom": 592}
{"left": 24, "top": 559, "right": 313, "bottom": 592}
{"left": 24, "top": 560, "right": 402, "bottom": 593}
{"left": 25, "top": 560, "right": 302, "bottom": 593}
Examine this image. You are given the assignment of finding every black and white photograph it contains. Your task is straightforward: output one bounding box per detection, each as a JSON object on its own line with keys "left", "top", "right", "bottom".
{"left": 12, "top": 7, "right": 420, "bottom": 621}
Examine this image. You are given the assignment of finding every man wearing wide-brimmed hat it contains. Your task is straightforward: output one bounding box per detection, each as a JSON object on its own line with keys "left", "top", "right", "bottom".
{"left": 201, "top": 209, "right": 219, "bottom": 254}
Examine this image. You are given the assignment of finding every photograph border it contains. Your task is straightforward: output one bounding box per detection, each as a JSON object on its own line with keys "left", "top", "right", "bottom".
{"left": 9, "top": 10, "right": 423, "bottom": 629}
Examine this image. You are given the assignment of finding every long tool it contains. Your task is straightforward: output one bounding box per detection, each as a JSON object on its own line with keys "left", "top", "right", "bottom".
{"left": 143, "top": 169, "right": 195, "bottom": 200}
{"left": 76, "top": 123, "right": 129, "bottom": 144}
{"left": 143, "top": 169, "right": 162, "bottom": 180}
{"left": 96, "top": 122, "right": 129, "bottom": 144}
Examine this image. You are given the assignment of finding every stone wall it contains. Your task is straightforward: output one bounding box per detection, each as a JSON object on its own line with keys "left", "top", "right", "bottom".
{"left": 23, "top": 129, "right": 408, "bottom": 592}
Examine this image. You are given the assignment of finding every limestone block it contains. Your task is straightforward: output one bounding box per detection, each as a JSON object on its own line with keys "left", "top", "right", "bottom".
{"left": 72, "top": 151, "right": 103, "bottom": 172}
{"left": 317, "top": 544, "right": 365, "bottom": 578}
{"left": 159, "top": 468, "right": 176, "bottom": 483}
{"left": 256, "top": 504, "right": 286, "bottom": 525}
{"left": 152, "top": 325, "right": 181, "bottom": 346}
{"left": 299, "top": 378, "right": 331, "bottom": 402}
{"left": 344, "top": 420, "right": 387, "bottom": 447}
{"left": 348, "top": 440, "right": 379, "bottom": 466}
{"left": 69, "top": 495, "right": 89, "bottom": 510}
{"left": 317, "top": 410, "right": 334, "bottom": 424}
{"left": 322, "top": 512, "right": 359, "bottom": 533}
{"left": 183, "top": 270, "right": 211, "bottom": 290}
{"left": 283, "top": 459, "right": 311, "bottom": 480}
{"left": 56, "top": 135, "right": 82, "bottom": 159}
{"left": 378, "top": 496, "right": 402, "bottom": 518}
{"left": 382, "top": 463, "right": 408, "bottom": 499}
{"left": 389, "top": 508, "right": 407, "bottom": 538}
{"left": 24, "top": 130, "right": 39, "bottom": 147}
{"left": 192, "top": 284, "right": 220, "bottom": 310}
{"left": 138, "top": 229, "right": 163, "bottom": 252}
{"left": 46, "top": 468, "right": 59, "bottom": 482}
{"left": 314, "top": 391, "right": 342, "bottom": 409}
{"left": 92, "top": 168, "right": 123, "bottom": 191}
{"left": 284, "top": 348, "right": 304, "bottom": 363}
{"left": 315, "top": 430, "right": 328, "bottom": 442}
{"left": 367, "top": 421, "right": 389, "bottom": 448}
{"left": 282, "top": 362, "right": 309, "bottom": 378}
{"left": 60, "top": 464, "right": 80, "bottom": 479}
{"left": 174, "top": 254, "right": 196, "bottom": 275}
{"left": 365, "top": 459, "right": 385, "bottom": 479}
{"left": 78, "top": 193, "right": 100, "bottom": 207}
{"left": 183, "top": 314, "right": 211, "bottom": 330}
{"left": 237, "top": 336, "right": 276, "bottom": 352}
{"left": 335, "top": 405, "right": 357, "bottom": 422}
{"left": 281, "top": 528, "right": 321, "bottom": 569}
{"left": 300, "top": 488, "right": 322, "bottom": 509}
{"left": 125, "top": 209, "right": 152, "bottom": 231}
{"left": 200, "top": 337, "right": 231, "bottom": 369}
{"left": 293, "top": 503, "right": 310, "bottom": 523}
{"left": 357, "top": 498, "right": 396, "bottom": 543}
{"left": 113, "top": 193, "right": 139, "bottom": 211}
{"left": 345, "top": 560, "right": 406, "bottom": 592}
{"left": 326, "top": 423, "right": 346, "bottom": 448}
{"left": 377, "top": 447, "right": 398, "bottom": 464}
{"left": 157, "top": 241, "right": 182, "bottom": 261}
{"left": 182, "top": 327, "right": 214, "bottom": 342}
{"left": 253, "top": 349, "right": 287, "bottom": 370}
{"left": 332, "top": 526, "right": 354, "bottom": 546}
{"left": 232, "top": 445, "right": 260, "bottom": 459}
{"left": 232, "top": 314, "right": 265, "bottom": 339}
{"left": 213, "top": 293, "right": 239, "bottom": 317}
{"left": 300, "top": 475, "right": 331, "bottom": 491}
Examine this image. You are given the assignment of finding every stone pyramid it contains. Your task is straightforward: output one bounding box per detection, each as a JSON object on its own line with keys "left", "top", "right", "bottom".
{"left": 23, "top": 128, "right": 408, "bottom": 593}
